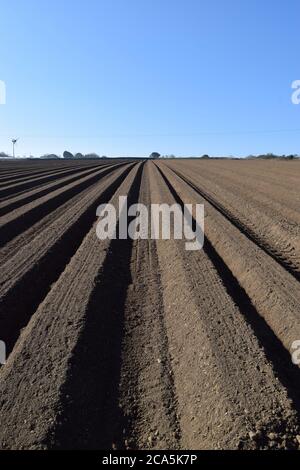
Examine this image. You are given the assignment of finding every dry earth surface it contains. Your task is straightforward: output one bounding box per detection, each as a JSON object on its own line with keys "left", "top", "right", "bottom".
{"left": 0, "top": 158, "right": 299, "bottom": 450}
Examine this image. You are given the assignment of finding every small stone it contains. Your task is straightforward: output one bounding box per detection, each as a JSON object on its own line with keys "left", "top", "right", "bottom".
{"left": 296, "top": 435, "right": 300, "bottom": 445}
{"left": 268, "top": 432, "right": 276, "bottom": 440}
{"left": 248, "top": 431, "right": 256, "bottom": 440}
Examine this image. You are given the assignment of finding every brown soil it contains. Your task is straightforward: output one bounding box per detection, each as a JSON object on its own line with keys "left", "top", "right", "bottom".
{"left": 0, "top": 158, "right": 299, "bottom": 450}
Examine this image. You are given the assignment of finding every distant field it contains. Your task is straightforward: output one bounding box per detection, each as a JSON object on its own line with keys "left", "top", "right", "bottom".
{"left": 0, "top": 158, "right": 299, "bottom": 450}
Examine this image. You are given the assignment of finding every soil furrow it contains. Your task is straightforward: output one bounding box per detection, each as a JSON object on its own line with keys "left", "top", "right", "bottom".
{"left": 0, "top": 158, "right": 299, "bottom": 451}
{"left": 0, "top": 164, "right": 133, "bottom": 357}
{"left": 155, "top": 162, "right": 300, "bottom": 366}
{"left": 164, "top": 161, "right": 300, "bottom": 271}
{"left": 149, "top": 161, "right": 300, "bottom": 449}
{"left": 0, "top": 163, "right": 121, "bottom": 216}
{"left": 114, "top": 163, "right": 181, "bottom": 450}
{"left": 0, "top": 163, "right": 128, "bottom": 247}
{"left": 0, "top": 163, "right": 104, "bottom": 196}
{"left": 0, "top": 164, "right": 141, "bottom": 449}
{"left": 168, "top": 166, "right": 300, "bottom": 281}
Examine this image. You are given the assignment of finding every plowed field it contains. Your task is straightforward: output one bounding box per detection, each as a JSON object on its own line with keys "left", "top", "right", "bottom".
{"left": 0, "top": 158, "right": 299, "bottom": 450}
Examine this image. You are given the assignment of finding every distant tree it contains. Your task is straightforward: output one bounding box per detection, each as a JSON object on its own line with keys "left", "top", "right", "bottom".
{"left": 63, "top": 150, "right": 74, "bottom": 159}
{"left": 149, "top": 152, "right": 160, "bottom": 159}
{"left": 257, "top": 153, "right": 287, "bottom": 159}
{"left": 263, "top": 153, "right": 278, "bottom": 159}
{"left": 200, "top": 154, "right": 210, "bottom": 159}
{"left": 75, "top": 152, "right": 84, "bottom": 159}
{"left": 0, "top": 152, "right": 10, "bottom": 158}
{"left": 84, "top": 153, "right": 100, "bottom": 159}
{"left": 101, "top": 155, "right": 108, "bottom": 159}
{"left": 40, "top": 154, "right": 60, "bottom": 159}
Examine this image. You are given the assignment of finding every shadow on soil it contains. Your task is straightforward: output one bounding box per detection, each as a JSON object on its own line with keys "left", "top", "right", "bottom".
{"left": 46, "top": 164, "right": 143, "bottom": 449}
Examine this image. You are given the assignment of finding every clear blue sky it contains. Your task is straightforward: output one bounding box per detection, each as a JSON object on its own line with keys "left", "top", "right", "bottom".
{"left": 0, "top": 0, "right": 299, "bottom": 157}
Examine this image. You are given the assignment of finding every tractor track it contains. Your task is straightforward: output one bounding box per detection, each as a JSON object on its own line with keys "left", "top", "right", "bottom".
{"left": 164, "top": 164, "right": 300, "bottom": 281}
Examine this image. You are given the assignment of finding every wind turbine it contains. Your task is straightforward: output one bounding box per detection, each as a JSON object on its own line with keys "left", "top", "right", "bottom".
{"left": 12, "top": 138, "right": 18, "bottom": 158}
